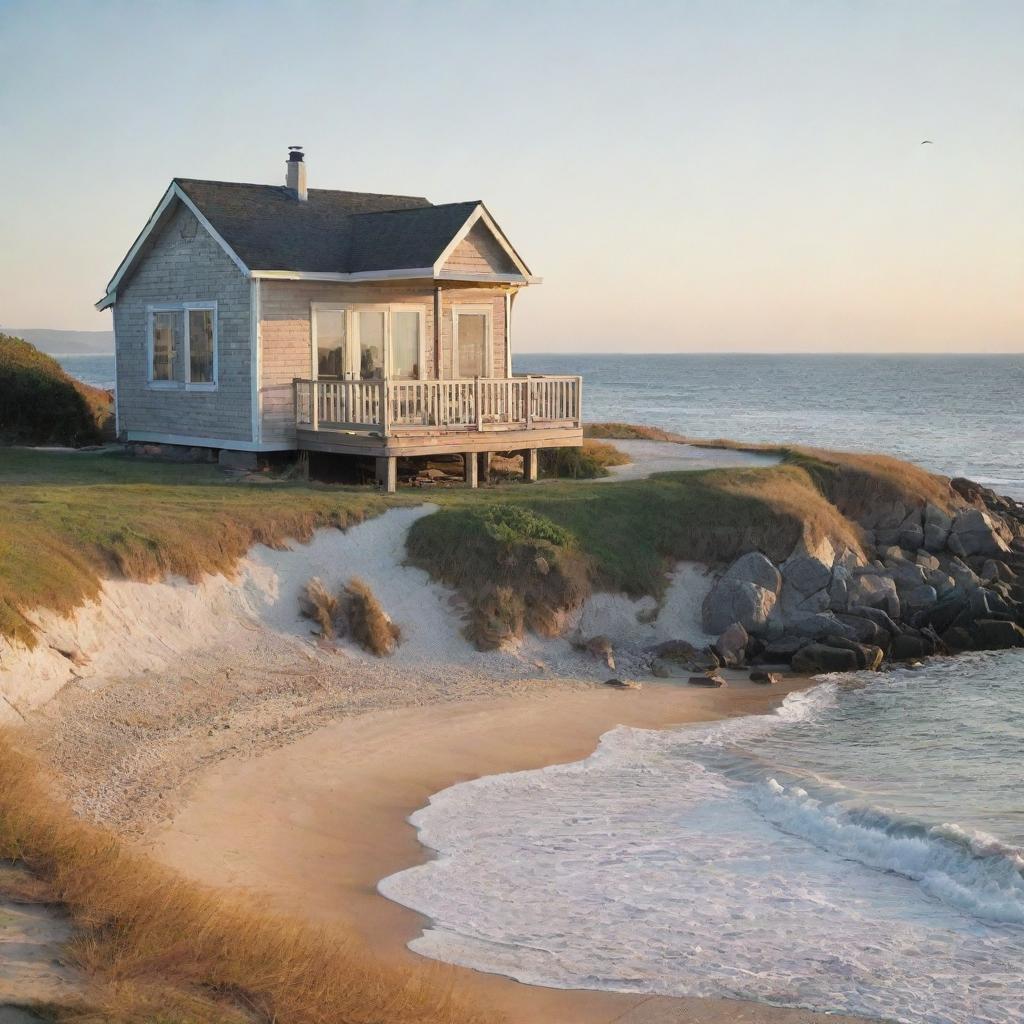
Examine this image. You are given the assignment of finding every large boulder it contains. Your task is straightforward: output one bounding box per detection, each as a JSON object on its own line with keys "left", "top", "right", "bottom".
{"left": 722, "top": 552, "right": 782, "bottom": 594}
{"left": 923, "top": 504, "right": 952, "bottom": 552}
{"left": 702, "top": 578, "right": 777, "bottom": 635}
{"left": 818, "top": 635, "right": 885, "bottom": 671}
{"left": 891, "top": 632, "right": 936, "bottom": 661}
{"left": 786, "top": 612, "right": 858, "bottom": 640}
{"left": 846, "top": 604, "right": 902, "bottom": 635}
{"left": 885, "top": 559, "right": 927, "bottom": 590}
{"left": 948, "top": 509, "right": 1012, "bottom": 558}
{"left": 835, "top": 613, "right": 891, "bottom": 647}
{"left": 792, "top": 643, "right": 860, "bottom": 674}
{"left": 903, "top": 584, "right": 938, "bottom": 615}
{"left": 847, "top": 572, "right": 901, "bottom": 619}
{"left": 714, "top": 623, "right": 750, "bottom": 667}
{"left": 898, "top": 509, "right": 925, "bottom": 551}
{"left": 780, "top": 543, "right": 834, "bottom": 597}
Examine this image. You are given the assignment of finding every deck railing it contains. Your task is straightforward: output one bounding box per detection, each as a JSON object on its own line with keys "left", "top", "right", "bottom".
{"left": 294, "top": 375, "right": 582, "bottom": 435}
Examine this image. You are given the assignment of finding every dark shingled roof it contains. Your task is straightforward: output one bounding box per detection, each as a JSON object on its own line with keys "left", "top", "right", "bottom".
{"left": 173, "top": 179, "right": 482, "bottom": 274}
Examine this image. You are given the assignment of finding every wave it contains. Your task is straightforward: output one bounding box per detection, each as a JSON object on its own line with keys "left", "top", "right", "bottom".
{"left": 751, "top": 777, "right": 1024, "bottom": 925}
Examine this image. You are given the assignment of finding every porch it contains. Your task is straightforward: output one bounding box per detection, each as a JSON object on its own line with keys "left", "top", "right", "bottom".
{"left": 292, "top": 375, "right": 583, "bottom": 490}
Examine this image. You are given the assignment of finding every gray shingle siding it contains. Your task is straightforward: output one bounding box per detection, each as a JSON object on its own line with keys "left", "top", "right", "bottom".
{"left": 114, "top": 202, "right": 253, "bottom": 444}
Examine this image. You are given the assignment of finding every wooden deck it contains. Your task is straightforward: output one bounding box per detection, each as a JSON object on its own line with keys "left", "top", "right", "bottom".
{"left": 293, "top": 375, "right": 583, "bottom": 459}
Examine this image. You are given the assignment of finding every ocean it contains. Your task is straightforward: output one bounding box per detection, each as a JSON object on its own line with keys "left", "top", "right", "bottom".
{"left": 57, "top": 352, "right": 1024, "bottom": 499}
{"left": 59, "top": 351, "right": 1024, "bottom": 1020}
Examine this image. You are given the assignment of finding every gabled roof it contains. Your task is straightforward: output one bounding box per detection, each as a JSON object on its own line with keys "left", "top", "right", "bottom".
{"left": 97, "top": 178, "right": 537, "bottom": 310}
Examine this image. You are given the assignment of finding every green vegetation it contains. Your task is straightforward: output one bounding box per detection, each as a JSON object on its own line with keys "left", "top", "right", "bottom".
{"left": 0, "top": 735, "right": 495, "bottom": 1024}
{"left": 0, "top": 448, "right": 401, "bottom": 648}
{"left": 0, "top": 334, "right": 113, "bottom": 447}
{"left": 540, "top": 438, "right": 630, "bottom": 479}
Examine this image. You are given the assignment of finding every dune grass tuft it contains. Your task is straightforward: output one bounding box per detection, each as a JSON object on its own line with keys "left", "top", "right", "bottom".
{"left": 540, "top": 439, "right": 630, "bottom": 479}
{"left": 343, "top": 577, "right": 401, "bottom": 656}
{"left": 0, "top": 733, "right": 497, "bottom": 1024}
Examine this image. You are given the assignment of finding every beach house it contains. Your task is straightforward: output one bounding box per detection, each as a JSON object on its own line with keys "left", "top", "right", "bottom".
{"left": 96, "top": 148, "right": 582, "bottom": 490}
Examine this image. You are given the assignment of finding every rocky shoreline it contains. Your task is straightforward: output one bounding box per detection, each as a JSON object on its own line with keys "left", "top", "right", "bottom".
{"left": 692, "top": 475, "right": 1024, "bottom": 675}
{"left": 657, "top": 477, "right": 1024, "bottom": 678}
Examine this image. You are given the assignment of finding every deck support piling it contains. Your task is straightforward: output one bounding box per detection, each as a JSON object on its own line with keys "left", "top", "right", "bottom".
{"left": 477, "top": 451, "right": 492, "bottom": 484}
{"left": 376, "top": 456, "right": 397, "bottom": 494}
{"left": 524, "top": 448, "right": 539, "bottom": 482}
{"left": 463, "top": 452, "right": 479, "bottom": 488}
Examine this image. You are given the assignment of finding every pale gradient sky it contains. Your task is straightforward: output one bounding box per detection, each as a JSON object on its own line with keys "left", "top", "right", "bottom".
{"left": 1, "top": 0, "right": 1022, "bottom": 352}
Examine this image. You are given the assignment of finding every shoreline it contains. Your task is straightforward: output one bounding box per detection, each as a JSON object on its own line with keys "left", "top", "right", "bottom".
{"left": 147, "top": 676, "right": 878, "bottom": 1024}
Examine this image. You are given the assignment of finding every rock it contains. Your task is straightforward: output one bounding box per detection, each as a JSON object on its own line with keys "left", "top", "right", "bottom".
{"left": 923, "top": 504, "right": 953, "bottom": 552}
{"left": 702, "top": 578, "right": 777, "bottom": 635}
{"left": 723, "top": 551, "right": 782, "bottom": 594}
{"left": 981, "top": 559, "right": 1016, "bottom": 583}
{"left": 891, "top": 633, "right": 936, "bottom": 662}
{"left": 835, "top": 613, "right": 890, "bottom": 647}
{"left": 534, "top": 556, "right": 551, "bottom": 576}
{"left": 758, "top": 636, "right": 810, "bottom": 664}
{"left": 921, "top": 594, "right": 969, "bottom": 634}
{"left": 915, "top": 550, "right": 941, "bottom": 571}
{"left": 898, "top": 509, "right": 925, "bottom": 550}
{"left": 650, "top": 659, "right": 675, "bottom": 678}
{"left": 780, "top": 545, "right": 833, "bottom": 597}
{"left": 688, "top": 674, "right": 726, "bottom": 687}
{"left": 847, "top": 573, "right": 900, "bottom": 619}
{"left": 939, "top": 555, "right": 980, "bottom": 590}
{"left": 923, "top": 569, "right": 956, "bottom": 597}
{"left": 714, "top": 623, "right": 749, "bottom": 667}
{"left": 818, "top": 635, "right": 885, "bottom": 671}
{"left": 903, "top": 584, "right": 938, "bottom": 614}
{"left": 948, "top": 508, "right": 1012, "bottom": 558}
{"left": 970, "top": 619, "right": 1024, "bottom": 650}
{"left": 829, "top": 566, "right": 851, "bottom": 611}
{"left": 791, "top": 643, "right": 860, "bottom": 674}
{"left": 585, "top": 635, "right": 616, "bottom": 670}
{"left": 604, "top": 678, "right": 641, "bottom": 689}
{"left": 886, "top": 559, "right": 927, "bottom": 589}
{"left": 749, "top": 670, "right": 782, "bottom": 684}
{"left": 786, "top": 612, "right": 858, "bottom": 640}
{"left": 846, "top": 604, "right": 902, "bottom": 635}
{"left": 941, "top": 626, "right": 974, "bottom": 652}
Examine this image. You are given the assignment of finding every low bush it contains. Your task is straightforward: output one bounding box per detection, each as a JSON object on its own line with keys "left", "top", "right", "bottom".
{"left": 540, "top": 440, "right": 629, "bottom": 479}
{"left": 0, "top": 335, "right": 113, "bottom": 446}
{"left": 343, "top": 577, "right": 401, "bottom": 656}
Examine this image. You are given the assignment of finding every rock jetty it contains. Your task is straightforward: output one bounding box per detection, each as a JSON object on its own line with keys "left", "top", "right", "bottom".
{"left": 697, "top": 477, "right": 1024, "bottom": 674}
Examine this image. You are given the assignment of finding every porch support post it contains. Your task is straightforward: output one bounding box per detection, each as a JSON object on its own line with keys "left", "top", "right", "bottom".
{"left": 376, "top": 456, "right": 397, "bottom": 494}
{"left": 463, "top": 451, "right": 479, "bottom": 488}
{"left": 478, "top": 451, "right": 492, "bottom": 484}
{"left": 523, "top": 448, "right": 539, "bottom": 483}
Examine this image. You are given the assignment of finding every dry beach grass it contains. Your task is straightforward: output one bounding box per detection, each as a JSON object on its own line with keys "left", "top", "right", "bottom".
{"left": 0, "top": 733, "right": 497, "bottom": 1024}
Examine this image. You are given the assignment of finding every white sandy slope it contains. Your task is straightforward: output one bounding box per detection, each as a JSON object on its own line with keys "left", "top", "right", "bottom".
{"left": 0, "top": 505, "right": 714, "bottom": 728}
{"left": 598, "top": 438, "right": 780, "bottom": 481}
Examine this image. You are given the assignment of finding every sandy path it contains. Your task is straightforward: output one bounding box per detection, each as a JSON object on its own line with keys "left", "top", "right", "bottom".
{"left": 148, "top": 680, "right": 878, "bottom": 1024}
{"left": 600, "top": 438, "right": 780, "bottom": 481}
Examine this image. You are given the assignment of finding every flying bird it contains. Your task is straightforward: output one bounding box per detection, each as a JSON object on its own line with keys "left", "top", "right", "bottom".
{"left": 920, "top": 140, "right": 934, "bottom": 145}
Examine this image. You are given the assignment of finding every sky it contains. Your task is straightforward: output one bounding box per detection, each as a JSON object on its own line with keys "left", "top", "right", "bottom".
{"left": 1, "top": 0, "right": 1022, "bottom": 353}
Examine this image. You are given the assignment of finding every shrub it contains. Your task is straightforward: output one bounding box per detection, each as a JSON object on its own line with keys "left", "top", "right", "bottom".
{"left": 540, "top": 440, "right": 629, "bottom": 480}
{"left": 0, "top": 334, "right": 113, "bottom": 446}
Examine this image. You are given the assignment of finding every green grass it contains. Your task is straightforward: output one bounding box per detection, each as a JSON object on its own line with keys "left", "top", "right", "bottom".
{"left": 0, "top": 448, "right": 403, "bottom": 647}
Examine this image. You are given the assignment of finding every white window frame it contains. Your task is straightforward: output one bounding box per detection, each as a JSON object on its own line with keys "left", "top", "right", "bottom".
{"left": 145, "top": 301, "right": 218, "bottom": 391}
{"left": 310, "top": 302, "right": 427, "bottom": 381}
{"left": 452, "top": 304, "right": 493, "bottom": 379}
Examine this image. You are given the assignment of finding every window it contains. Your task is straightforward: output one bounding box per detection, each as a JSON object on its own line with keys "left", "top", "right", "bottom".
{"left": 311, "top": 304, "right": 425, "bottom": 380}
{"left": 151, "top": 311, "right": 180, "bottom": 383}
{"left": 147, "top": 303, "right": 218, "bottom": 389}
{"left": 391, "top": 310, "right": 421, "bottom": 380}
{"left": 454, "top": 307, "right": 491, "bottom": 378}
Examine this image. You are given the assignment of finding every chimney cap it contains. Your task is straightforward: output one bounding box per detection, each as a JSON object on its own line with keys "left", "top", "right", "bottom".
{"left": 288, "top": 146, "right": 305, "bottom": 162}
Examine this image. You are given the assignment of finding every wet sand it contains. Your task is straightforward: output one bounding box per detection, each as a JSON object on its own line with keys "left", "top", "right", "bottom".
{"left": 149, "top": 678, "right": 879, "bottom": 1024}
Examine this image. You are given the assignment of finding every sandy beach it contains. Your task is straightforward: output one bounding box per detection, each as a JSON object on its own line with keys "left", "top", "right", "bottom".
{"left": 148, "top": 678, "right": 878, "bottom": 1024}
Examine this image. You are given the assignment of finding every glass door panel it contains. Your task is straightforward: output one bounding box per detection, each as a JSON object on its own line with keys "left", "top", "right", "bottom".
{"left": 456, "top": 312, "right": 487, "bottom": 378}
{"left": 356, "top": 310, "right": 386, "bottom": 380}
{"left": 314, "top": 309, "right": 347, "bottom": 379}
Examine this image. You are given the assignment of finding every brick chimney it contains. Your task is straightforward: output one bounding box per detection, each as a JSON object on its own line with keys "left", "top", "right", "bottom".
{"left": 286, "top": 146, "right": 307, "bottom": 201}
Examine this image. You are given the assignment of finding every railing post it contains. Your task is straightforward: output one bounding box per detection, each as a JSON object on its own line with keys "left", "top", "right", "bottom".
{"left": 380, "top": 380, "right": 391, "bottom": 436}
{"left": 576, "top": 375, "right": 583, "bottom": 427}
{"left": 475, "top": 377, "right": 483, "bottom": 431}
{"left": 311, "top": 379, "right": 319, "bottom": 432}
{"left": 526, "top": 378, "right": 534, "bottom": 429}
